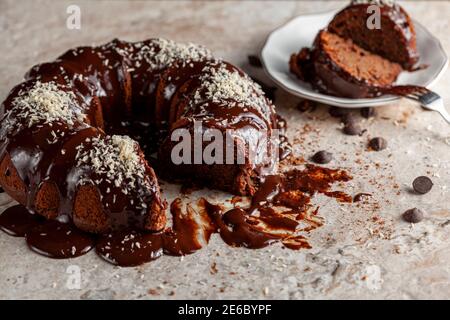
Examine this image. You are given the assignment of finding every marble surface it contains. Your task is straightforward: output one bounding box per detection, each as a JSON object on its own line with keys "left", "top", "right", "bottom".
{"left": 0, "top": 0, "right": 449, "bottom": 299}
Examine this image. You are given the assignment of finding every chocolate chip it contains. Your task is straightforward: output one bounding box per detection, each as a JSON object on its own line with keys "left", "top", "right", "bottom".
{"left": 343, "top": 122, "right": 362, "bottom": 136}
{"left": 311, "top": 151, "right": 333, "bottom": 164}
{"left": 248, "top": 55, "right": 262, "bottom": 68}
{"left": 0, "top": 186, "right": 3, "bottom": 193}
{"left": 369, "top": 137, "right": 387, "bottom": 151}
{"left": 5, "top": 168, "right": 10, "bottom": 177}
{"left": 402, "top": 208, "right": 425, "bottom": 223}
{"left": 412, "top": 176, "right": 433, "bottom": 194}
{"left": 296, "top": 100, "right": 316, "bottom": 113}
{"left": 341, "top": 113, "right": 357, "bottom": 125}
{"left": 329, "top": 107, "right": 349, "bottom": 118}
{"left": 361, "top": 107, "right": 376, "bottom": 118}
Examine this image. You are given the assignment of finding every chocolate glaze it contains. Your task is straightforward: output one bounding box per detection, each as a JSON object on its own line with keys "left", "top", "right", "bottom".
{"left": 162, "top": 198, "right": 210, "bottom": 255}
{"left": 96, "top": 230, "right": 163, "bottom": 267}
{"left": 409, "top": 64, "right": 429, "bottom": 72}
{"left": 200, "top": 165, "right": 352, "bottom": 251}
{"left": 95, "top": 198, "right": 210, "bottom": 266}
{"left": 0, "top": 164, "right": 353, "bottom": 267}
{"left": 26, "top": 220, "right": 95, "bottom": 259}
{"left": 206, "top": 206, "right": 281, "bottom": 249}
{"left": 379, "top": 85, "right": 428, "bottom": 97}
{"left": 0, "top": 205, "right": 42, "bottom": 237}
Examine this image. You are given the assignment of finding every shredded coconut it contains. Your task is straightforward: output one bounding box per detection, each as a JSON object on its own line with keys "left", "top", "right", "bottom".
{"left": 191, "top": 63, "right": 272, "bottom": 123}
{"left": 115, "top": 38, "right": 212, "bottom": 71}
{"left": 197, "top": 64, "right": 264, "bottom": 104}
{"left": 6, "top": 81, "right": 85, "bottom": 130}
{"left": 351, "top": 0, "right": 395, "bottom": 7}
{"left": 150, "top": 38, "right": 212, "bottom": 69}
{"left": 75, "top": 135, "right": 150, "bottom": 196}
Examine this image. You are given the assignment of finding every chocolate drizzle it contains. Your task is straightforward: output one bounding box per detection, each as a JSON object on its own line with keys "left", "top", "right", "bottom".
{"left": 96, "top": 198, "right": 212, "bottom": 266}
{"left": 0, "top": 205, "right": 41, "bottom": 237}
{"left": 0, "top": 204, "right": 95, "bottom": 258}
{"left": 162, "top": 198, "right": 209, "bottom": 255}
{"left": 0, "top": 164, "right": 353, "bottom": 267}
{"left": 96, "top": 230, "right": 163, "bottom": 267}
{"left": 201, "top": 165, "right": 352, "bottom": 250}
{"left": 26, "top": 221, "right": 95, "bottom": 259}
{"left": 378, "top": 85, "right": 429, "bottom": 97}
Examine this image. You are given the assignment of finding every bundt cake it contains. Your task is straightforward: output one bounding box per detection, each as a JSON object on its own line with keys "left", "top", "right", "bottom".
{"left": 0, "top": 38, "right": 283, "bottom": 234}
{"left": 289, "top": 0, "right": 420, "bottom": 98}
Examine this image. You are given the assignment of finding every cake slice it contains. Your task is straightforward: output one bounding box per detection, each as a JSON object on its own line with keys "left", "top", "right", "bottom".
{"left": 289, "top": 0, "right": 419, "bottom": 98}
{"left": 290, "top": 30, "right": 402, "bottom": 98}
{"left": 328, "top": 0, "right": 419, "bottom": 70}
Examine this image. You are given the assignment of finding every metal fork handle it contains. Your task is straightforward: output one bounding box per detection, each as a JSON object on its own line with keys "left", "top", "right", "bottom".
{"left": 432, "top": 105, "right": 450, "bottom": 124}
{"left": 381, "top": 85, "right": 450, "bottom": 125}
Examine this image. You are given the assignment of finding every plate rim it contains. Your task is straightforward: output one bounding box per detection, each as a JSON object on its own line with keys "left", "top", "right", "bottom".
{"left": 260, "top": 9, "right": 449, "bottom": 108}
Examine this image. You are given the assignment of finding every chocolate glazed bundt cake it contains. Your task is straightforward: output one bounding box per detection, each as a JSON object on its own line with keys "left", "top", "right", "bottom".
{"left": 290, "top": 0, "right": 420, "bottom": 98}
{"left": 0, "top": 38, "right": 283, "bottom": 234}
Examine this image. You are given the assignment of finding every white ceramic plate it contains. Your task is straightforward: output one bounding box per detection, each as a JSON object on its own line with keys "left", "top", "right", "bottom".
{"left": 261, "top": 9, "right": 448, "bottom": 108}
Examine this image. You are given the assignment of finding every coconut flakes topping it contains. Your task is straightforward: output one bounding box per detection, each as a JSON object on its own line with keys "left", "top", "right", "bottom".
{"left": 149, "top": 38, "right": 212, "bottom": 69}
{"left": 8, "top": 81, "right": 85, "bottom": 129}
{"left": 193, "top": 64, "right": 270, "bottom": 116}
{"left": 351, "top": 0, "right": 395, "bottom": 7}
{"left": 118, "top": 38, "right": 212, "bottom": 71}
{"left": 75, "top": 135, "right": 150, "bottom": 194}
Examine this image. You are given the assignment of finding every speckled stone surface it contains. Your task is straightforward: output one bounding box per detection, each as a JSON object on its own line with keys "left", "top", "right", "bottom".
{"left": 0, "top": 0, "right": 449, "bottom": 300}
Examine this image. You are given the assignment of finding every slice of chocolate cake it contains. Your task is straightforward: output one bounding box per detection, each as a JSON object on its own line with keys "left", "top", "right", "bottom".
{"left": 289, "top": 0, "right": 420, "bottom": 98}
{"left": 328, "top": 0, "right": 419, "bottom": 70}
{"left": 293, "top": 30, "right": 402, "bottom": 98}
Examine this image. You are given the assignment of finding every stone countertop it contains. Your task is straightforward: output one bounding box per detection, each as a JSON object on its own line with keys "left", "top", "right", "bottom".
{"left": 0, "top": 0, "right": 449, "bottom": 299}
